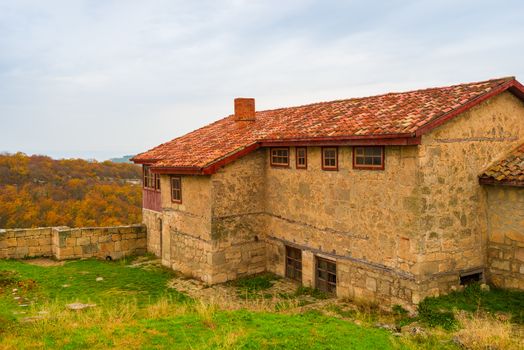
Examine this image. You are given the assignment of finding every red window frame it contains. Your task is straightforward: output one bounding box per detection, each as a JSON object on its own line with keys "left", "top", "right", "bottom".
{"left": 296, "top": 147, "right": 307, "bottom": 169}
{"left": 352, "top": 146, "right": 385, "bottom": 170}
{"left": 321, "top": 147, "right": 338, "bottom": 171}
{"left": 270, "top": 147, "right": 290, "bottom": 167}
{"left": 171, "top": 176, "right": 182, "bottom": 203}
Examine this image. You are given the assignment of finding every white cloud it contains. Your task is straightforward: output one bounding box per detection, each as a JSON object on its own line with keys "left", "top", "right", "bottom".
{"left": 0, "top": 0, "right": 523, "bottom": 159}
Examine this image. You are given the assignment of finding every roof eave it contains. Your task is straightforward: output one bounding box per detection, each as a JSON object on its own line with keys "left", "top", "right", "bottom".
{"left": 150, "top": 166, "right": 204, "bottom": 175}
{"left": 415, "top": 78, "right": 523, "bottom": 137}
{"left": 479, "top": 177, "right": 524, "bottom": 187}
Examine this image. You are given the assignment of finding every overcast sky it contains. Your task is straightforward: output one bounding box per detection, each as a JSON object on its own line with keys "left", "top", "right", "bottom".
{"left": 1, "top": 0, "right": 523, "bottom": 160}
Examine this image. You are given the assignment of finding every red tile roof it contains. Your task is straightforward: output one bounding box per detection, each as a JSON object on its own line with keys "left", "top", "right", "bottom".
{"left": 132, "top": 77, "right": 524, "bottom": 174}
{"left": 479, "top": 144, "right": 524, "bottom": 187}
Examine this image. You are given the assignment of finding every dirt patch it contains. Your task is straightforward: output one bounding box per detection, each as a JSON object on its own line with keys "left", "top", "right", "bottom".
{"left": 168, "top": 274, "right": 325, "bottom": 311}
{"left": 24, "top": 258, "right": 64, "bottom": 267}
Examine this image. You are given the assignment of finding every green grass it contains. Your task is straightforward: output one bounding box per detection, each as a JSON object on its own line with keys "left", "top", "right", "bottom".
{"left": 417, "top": 283, "right": 524, "bottom": 329}
{"left": 231, "top": 273, "right": 280, "bottom": 299}
{"left": 0, "top": 258, "right": 406, "bottom": 349}
{"left": 2, "top": 259, "right": 521, "bottom": 349}
{"left": 294, "top": 286, "right": 329, "bottom": 299}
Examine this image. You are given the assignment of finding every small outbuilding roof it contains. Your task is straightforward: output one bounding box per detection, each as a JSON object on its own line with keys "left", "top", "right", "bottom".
{"left": 479, "top": 144, "right": 524, "bottom": 187}
{"left": 132, "top": 77, "right": 524, "bottom": 174}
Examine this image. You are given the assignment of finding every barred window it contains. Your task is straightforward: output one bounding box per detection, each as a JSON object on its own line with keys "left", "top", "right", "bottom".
{"left": 286, "top": 246, "right": 302, "bottom": 282}
{"left": 316, "top": 257, "right": 336, "bottom": 294}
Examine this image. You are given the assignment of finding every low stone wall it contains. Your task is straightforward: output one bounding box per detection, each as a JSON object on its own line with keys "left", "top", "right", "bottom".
{"left": 53, "top": 225, "right": 147, "bottom": 260}
{"left": 0, "top": 224, "right": 146, "bottom": 260}
{"left": 0, "top": 227, "right": 54, "bottom": 259}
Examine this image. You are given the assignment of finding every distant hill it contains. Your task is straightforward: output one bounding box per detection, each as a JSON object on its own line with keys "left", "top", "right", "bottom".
{"left": 109, "top": 155, "right": 135, "bottom": 163}
{"left": 0, "top": 152, "right": 142, "bottom": 229}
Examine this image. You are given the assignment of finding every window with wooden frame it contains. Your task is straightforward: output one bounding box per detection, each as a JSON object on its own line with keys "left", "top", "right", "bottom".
{"left": 171, "top": 176, "right": 182, "bottom": 203}
{"left": 143, "top": 166, "right": 152, "bottom": 189}
{"left": 143, "top": 166, "right": 161, "bottom": 190}
{"left": 316, "top": 257, "right": 337, "bottom": 294}
{"left": 285, "top": 246, "right": 302, "bottom": 282}
{"left": 353, "top": 146, "right": 385, "bottom": 170}
{"left": 155, "top": 173, "right": 160, "bottom": 190}
{"left": 270, "top": 147, "right": 290, "bottom": 167}
{"left": 321, "top": 147, "right": 338, "bottom": 170}
{"left": 296, "top": 147, "right": 307, "bottom": 169}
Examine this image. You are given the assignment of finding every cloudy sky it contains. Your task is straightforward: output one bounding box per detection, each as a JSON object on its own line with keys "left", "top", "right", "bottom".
{"left": 1, "top": 0, "right": 523, "bottom": 160}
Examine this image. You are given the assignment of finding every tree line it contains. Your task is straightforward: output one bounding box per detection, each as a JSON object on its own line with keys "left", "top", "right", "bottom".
{"left": 0, "top": 153, "right": 142, "bottom": 228}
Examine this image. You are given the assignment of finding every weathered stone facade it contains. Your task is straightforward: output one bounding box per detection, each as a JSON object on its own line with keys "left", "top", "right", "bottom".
{"left": 0, "top": 225, "right": 146, "bottom": 260}
{"left": 485, "top": 186, "right": 524, "bottom": 289}
{"left": 143, "top": 91, "right": 524, "bottom": 308}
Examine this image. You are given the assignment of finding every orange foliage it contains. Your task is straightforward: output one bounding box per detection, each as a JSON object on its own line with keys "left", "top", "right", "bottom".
{"left": 0, "top": 153, "right": 142, "bottom": 228}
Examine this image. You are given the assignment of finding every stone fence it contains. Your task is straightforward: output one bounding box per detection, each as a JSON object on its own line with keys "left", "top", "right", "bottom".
{"left": 0, "top": 225, "right": 146, "bottom": 260}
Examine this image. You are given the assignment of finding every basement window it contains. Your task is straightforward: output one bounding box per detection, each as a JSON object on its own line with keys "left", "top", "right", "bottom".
{"left": 316, "top": 257, "right": 337, "bottom": 294}
{"left": 460, "top": 271, "right": 483, "bottom": 286}
{"left": 270, "top": 148, "right": 290, "bottom": 167}
{"left": 353, "top": 146, "right": 384, "bottom": 170}
{"left": 171, "top": 176, "right": 182, "bottom": 203}
{"left": 322, "top": 147, "right": 338, "bottom": 171}
{"left": 296, "top": 147, "right": 307, "bottom": 169}
{"left": 286, "top": 246, "right": 302, "bottom": 282}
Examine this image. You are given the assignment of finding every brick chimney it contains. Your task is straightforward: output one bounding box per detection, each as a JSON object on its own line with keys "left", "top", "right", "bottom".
{"left": 234, "top": 98, "right": 255, "bottom": 121}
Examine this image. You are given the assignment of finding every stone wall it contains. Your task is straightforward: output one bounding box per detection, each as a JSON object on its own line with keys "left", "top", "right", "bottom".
{"left": 143, "top": 209, "right": 162, "bottom": 257}
{"left": 0, "top": 227, "right": 54, "bottom": 259}
{"left": 53, "top": 225, "right": 146, "bottom": 260}
{"left": 0, "top": 225, "right": 146, "bottom": 260}
{"left": 158, "top": 175, "right": 214, "bottom": 282}
{"left": 209, "top": 150, "right": 267, "bottom": 284}
{"left": 414, "top": 91, "right": 524, "bottom": 300}
{"left": 485, "top": 186, "right": 524, "bottom": 289}
{"left": 262, "top": 145, "right": 422, "bottom": 307}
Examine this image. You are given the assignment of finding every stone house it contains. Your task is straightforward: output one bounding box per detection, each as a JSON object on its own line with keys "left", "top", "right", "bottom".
{"left": 132, "top": 77, "right": 524, "bottom": 307}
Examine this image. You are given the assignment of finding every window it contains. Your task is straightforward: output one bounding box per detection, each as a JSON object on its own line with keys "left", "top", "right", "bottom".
{"left": 143, "top": 166, "right": 161, "bottom": 190}
{"left": 460, "top": 270, "right": 483, "bottom": 286}
{"left": 286, "top": 246, "right": 302, "bottom": 282}
{"left": 270, "top": 147, "right": 290, "bottom": 167}
{"left": 155, "top": 173, "right": 160, "bottom": 190}
{"left": 321, "top": 147, "right": 338, "bottom": 170}
{"left": 316, "top": 257, "right": 337, "bottom": 294}
{"left": 296, "top": 147, "right": 307, "bottom": 169}
{"left": 353, "top": 146, "right": 384, "bottom": 170}
{"left": 143, "top": 166, "right": 152, "bottom": 188}
{"left": 171, "top": 176, "right": 182, "bottom": 203}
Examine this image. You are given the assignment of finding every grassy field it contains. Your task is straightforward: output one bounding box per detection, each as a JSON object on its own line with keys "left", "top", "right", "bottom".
{"left": 0, "top": 257, "right": 522, "bottom": 349}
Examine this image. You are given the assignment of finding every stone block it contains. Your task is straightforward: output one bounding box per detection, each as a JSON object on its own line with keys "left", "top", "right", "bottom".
{"left": 490, "top": 231, "right": 506, "bottom": 244}
{"left": 506, "top": 230, "right": 524, "bottom": 243}
{"left": 59, "top": 247, "right": 74, "bottom": 258}
{"left": 515, "top": 248, "right": 524, "bottom": 262}
{"left": 77, "top": 237, "right": 91, "bottom": 246}
{"left": 490, "top": 259, "right": 510, "bottom": 271}
{"left": 365, "top": 277, "right": 377, "bottom": 292}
